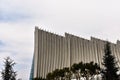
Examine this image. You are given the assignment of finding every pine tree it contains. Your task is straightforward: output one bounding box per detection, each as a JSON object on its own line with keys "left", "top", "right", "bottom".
{"left": 102, "top": 41, "right": 119, "bottom": 80}
{"left": 1, "top": 57, "right": 17, "bottom": 80}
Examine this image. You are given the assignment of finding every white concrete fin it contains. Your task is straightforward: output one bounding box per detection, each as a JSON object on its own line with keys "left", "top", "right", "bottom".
{"left": 35, "top": 26, "right": 39, "bottom": 30}
{"left": 117, "top": 40, "right": 120, "bottom": 45}
{"left": 33, "top": 27, "right": 120, "bottom": 78}
{"left": 65, "top": 32, "right": 89, "bottom": 41}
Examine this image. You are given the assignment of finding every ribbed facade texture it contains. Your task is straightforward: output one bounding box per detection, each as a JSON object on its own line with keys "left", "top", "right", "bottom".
{"left": 32, "top": 27, "right": 120, "bottom": 79}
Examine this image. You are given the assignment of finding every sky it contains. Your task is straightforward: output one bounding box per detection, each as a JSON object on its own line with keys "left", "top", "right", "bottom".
{"left": 1, "top": 0, "right": 120, "bottom": 80}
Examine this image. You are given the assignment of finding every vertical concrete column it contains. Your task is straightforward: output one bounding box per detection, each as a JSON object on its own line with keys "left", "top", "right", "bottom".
{"left": 45, "top": 32, "right": 49, "bottom": 77}
{"left": 50, "top": 34, "right": 54, "bottom": 72}
{"left": 34, "top": 27, "right": 39, "bottom": 78}
{"left": 62, "top": 38, "right": 64, "bottom": 68}
{"left": 39, "top": 30, "right": 43, "bottom": 77}
{"left": 82, "top": 39, "right": 85, "bottom": 63}
{"left": 62, "top": 38, "right": 65, "bottom": 68}
{"left": 53, "top": 34, "right": 55, "bottom": 70}
{"left": 89, "top": 42, "right": 93, "bottom": 62}
{"left": 68, "top": 36, "right": 71, "bottom": 67}
{"left": 37, "top": 29, "right": 40, "bottom": 77}
{"left": 62, "top": 37, "right": 65, "bottom": 68}
{"left": 61, "top": 37, "right": 65, "bottom": 68}
{"left": 65, "top": 33, "right": 71, "bottom": 67}
{"left": 73, "top": 36, "right": 76, "bottom": 64}
{"left": 73, "top": 37, "right": 76, "bottom": 63}
{"left": 89, "top": 41, "right": 91, "bottom": 63}
{"left": 43, "top": 31, "right": 46, "bottom": 78}
{"left": 53, "top": 34, "right": 56, "bottom": 70}
{"left": 59, "top": 36, "right": 62, "bottom": 69}
{"left": 63, "top": 37, "right": 65, "bottom": 68}
{"left": 58, "top": 36, "right": 60, "bottom": 69}
{"left": 91, "top": 41, "right": 95, "bottom": 62}
{"left": 101, "top": 41, "right": 105, "bottom": 67}
{"left": 76, "top": 37, "right": 79, "bottom": 63}
{"left": 47, "top": 33, "right": 51, "bottom": 73}
{"left": 56, "top": 35, "right": 59, "bottom": 69}
{"left": 96, "top": 42, "right": 99, "bottom": 64}
{"left": 46, "top": 32, "right": 50, "bottom": 74}
{"left": 57, "top": 36, "right": 60, "bottom": 69}
{"left": 86, "top": 40, "right": 89, "bottom": 63}
{"left": 89, "top": 41, "right": 92, "bottom": 62}
{"left": 84, "top": 40, "right": 87, "bottom": 63}
{"left": 64, "top": 38, "right": 67, "bottom": 67}
{"left": 99, "top": 42, "right": 102, "bottom": 65}
{"left": 100, "top": 41, "right": 105, "bottom": 68}
{"left": 42, "top": 31, "right": 45, "bottom": 77}
{"left": 37, "top": 30, "right": 42, "bottom": 77}
{"left": 81, "top": 39, "right": 84, "bottom": 63}
{"left": 90, "top": 41, "right": 92, "bottom": 62}
{"left": 93, "top": 42, "right": 97, "bottom": 63}
{"left": 53, "top": 34, "right": 56, "bottom": 71}
{"left": 45, "top": 32, "right": 50, "bottom": 78}
{"left": 97, "top": 42, "right": 101, "bottom": 66}
{"left": 38, "top": 29, "right": 41, "bottom": 77}
{"left": 64, "top": 37, "right": 67, "bottom": 67}
{"left": 98, "top": 41, "right": 102, "bottom": 67}
{"left": 77, "top": 38, "right": 81, "bottom": 62}
{"left": 49, "top": 33, "right": 52, "bottom": 72}
{"left": 70, "top": 36, "right": 73, "bottom": 65}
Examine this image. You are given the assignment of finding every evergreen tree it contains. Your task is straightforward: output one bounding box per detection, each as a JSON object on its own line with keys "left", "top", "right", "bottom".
{"left": 102, "top": 41, "right": 119, "bottom": 80}
{"left": 1, "top": 57, "right": 17, "bottom": 80}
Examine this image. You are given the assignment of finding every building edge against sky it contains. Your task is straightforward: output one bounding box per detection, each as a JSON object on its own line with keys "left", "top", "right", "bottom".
{"left": 30, "top": 27, "right": 120, "bottom": 79}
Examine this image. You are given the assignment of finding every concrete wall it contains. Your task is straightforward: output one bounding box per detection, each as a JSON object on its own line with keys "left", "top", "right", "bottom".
{"left": 33, "top": 27, "right": 120, "bottom": 78}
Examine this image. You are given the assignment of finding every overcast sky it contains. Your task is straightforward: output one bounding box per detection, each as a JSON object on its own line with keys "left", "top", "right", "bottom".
{"left": 1, "top": 0, "right": 120, "bottom": 80}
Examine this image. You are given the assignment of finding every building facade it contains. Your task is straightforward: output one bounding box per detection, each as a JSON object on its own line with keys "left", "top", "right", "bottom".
{"left": 30, "top": 27, "right": 120, "bottom": 79}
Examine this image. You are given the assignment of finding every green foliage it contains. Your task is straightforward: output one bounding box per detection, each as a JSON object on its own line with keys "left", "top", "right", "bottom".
{"left": 102, "top": 41, "right": 119, "bottom": 80}
{"left": 46, "top": 61, "right": 100, "bottom": 80}
{"left": 46, "top": 72, "right": 54, "bottom": 80}
{"left": 1, "top": 57, "right": 17, "bottom": 80}
{"left": 71, "top": 63, "right": 79, "bottom": 73}
{"left": 59, "top": 69, "right": 65, "bottom": 78}
{"left": 33, "top": 77, "right": 46, "bottom": 80}
{"left": 63, "top": 67, "right": 71, "bottom": 79}
{"left": 85, "top": 62, "right": 100, "bottom": 75}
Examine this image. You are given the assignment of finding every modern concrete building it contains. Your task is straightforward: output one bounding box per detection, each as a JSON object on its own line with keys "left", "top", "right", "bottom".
{"left": 30, "top": 27, "right": 120, "bottom": 79}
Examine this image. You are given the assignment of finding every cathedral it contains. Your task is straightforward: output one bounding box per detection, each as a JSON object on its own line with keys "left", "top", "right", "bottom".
{"left": 30, "top": 27, "right": 120, "bottom": 79}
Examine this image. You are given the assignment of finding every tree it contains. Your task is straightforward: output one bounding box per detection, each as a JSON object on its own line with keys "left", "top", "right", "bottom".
{"left": 46, "top": 72, "right": 53, "bottom": 80}
{"left": 58, "top": 69, "right": 65, "bottom": 80}
{"left": 71, "top": 63, "right": 80, "bottom": 80}
{"left": 46, "top": 61, "right": 100, "bottom": 80}
{"left": 84, "top": 62, "right": 100, "bottom": 80}
{"left": 33, "top": 77, "right": 46, "bottom": 80}
{"left": 1, "top": 57, "right": 17, "bottom": 80}
{"left": 52, "top": 69, "right": 60, "bottom": 80}
{"left": 63, "top": 67, "right": 71, "bottom": 80}
{"left": 102, "top": 41, "right": 119, "bottom": 80}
